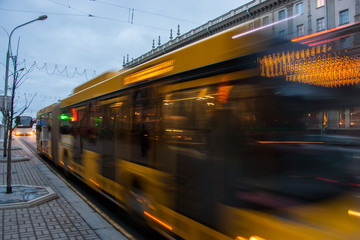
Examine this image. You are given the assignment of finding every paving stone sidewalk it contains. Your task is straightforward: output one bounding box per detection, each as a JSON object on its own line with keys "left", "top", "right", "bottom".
{"left": 0, "top": 138, "right": 127, "bottom": 240}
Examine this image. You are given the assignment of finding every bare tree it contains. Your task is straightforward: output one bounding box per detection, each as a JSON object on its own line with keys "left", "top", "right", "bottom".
{"left": 4, "top": 39, "right": 36, "bottom": 193}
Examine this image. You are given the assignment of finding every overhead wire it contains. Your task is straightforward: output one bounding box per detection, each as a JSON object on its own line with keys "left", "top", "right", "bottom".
{"left": 0, "top": 4, "right": 169, "bottom": 30}
{"left": 0, "top": 8, "right": 86, "bottom": 17}
{"left": 46, "top": 0, "right": 170, "bottom": 30}
{"left": 47, "top": 0, "right": 91, "bottom": 16}
{"left": 91, "top": 0, "right": 200, "bottom": 25}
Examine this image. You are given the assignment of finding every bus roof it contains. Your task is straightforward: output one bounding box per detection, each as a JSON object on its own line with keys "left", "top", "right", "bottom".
{"left": 59, "top": 24, "right": 276, "bottom": 108}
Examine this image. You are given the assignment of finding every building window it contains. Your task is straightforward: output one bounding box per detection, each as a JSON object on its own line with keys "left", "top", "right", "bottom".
{"left": 279, "top": 30, "right": 286, "bottom": 37}
{"left": 263, "top": 16, "right": 269, "bottom": 26}
{"left": 317, "top": 0, "right": 325, "bottom": 8}
{"left": 296, "top": 3, "right": 303, "bottom": 15}
{"left": 340, "top": 9, "right": 349, "bottom": 25}
{"left": 317, "top": 18, "right": 325, "bottom": 31}
{"left": 340, "top": 37, "right": 350, "bottom": 49}
{"left": 279, "top": 10, "right": 285, "bottom": 20}
{"left": 249, "top": 22, "right": 254, "bottom": 30}
{"left": 296, "top": 24, "right": 305, "bottom": 37}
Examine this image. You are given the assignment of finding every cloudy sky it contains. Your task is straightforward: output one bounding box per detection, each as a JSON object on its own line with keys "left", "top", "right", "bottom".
{"left": 0, "top": 0, "right": 250, "bottom": 117}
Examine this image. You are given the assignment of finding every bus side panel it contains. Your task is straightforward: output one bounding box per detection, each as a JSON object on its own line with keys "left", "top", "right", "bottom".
{"left": 51, "top": 103, "right": 60, "bottom": 163}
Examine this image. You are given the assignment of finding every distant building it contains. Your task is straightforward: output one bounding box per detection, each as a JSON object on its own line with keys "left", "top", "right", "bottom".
{"left": 124, "top": 0, "right": 359, "bottom": 69}
{"left": 242, "top": 0, "right": 359, "bottom": 51}
{"left": 124, "top": 0, "right": 360, "bottom": 134}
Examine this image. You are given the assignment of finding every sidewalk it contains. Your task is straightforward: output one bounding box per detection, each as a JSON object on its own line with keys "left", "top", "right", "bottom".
{"left": 0, "top": 137, "right": 128, "bottom": 240}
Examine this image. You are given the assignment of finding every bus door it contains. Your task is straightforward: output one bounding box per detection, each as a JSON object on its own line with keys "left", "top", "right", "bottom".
{"left": 163, "top": 87, "right": 217, "bottom": 226}
{"left": 98, "top": 97, "right": 128, "bottom": 182}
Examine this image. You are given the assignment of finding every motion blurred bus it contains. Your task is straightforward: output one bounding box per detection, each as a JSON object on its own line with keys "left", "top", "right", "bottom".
{"left": 14, "top": 115, "right": 34, "bottom": 136}
{"left": 36, "top": 20, "right": 360, "bottom": 239}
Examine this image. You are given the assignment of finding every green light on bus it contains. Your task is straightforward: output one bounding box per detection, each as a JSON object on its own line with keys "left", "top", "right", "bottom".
{"left": 60, "top": 114, "right": 69, "bottom": 120}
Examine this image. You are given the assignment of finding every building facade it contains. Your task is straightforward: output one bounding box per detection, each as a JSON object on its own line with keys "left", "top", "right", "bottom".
{"left": 123, "top": 0, "right": 360, "bottom": 134}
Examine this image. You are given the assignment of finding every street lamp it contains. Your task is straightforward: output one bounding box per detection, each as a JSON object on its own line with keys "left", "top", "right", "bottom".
{"left": 3, "top": 15, "right": 47, "bottom": 158}
{"left": 3, "top": 16, "right": 47, "bottom": 194}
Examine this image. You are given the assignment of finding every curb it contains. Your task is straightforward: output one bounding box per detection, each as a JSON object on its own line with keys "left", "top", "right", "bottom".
{"left": 0, "top": 185, "right": 58, "bottom": 209}
{"left": 0, "top": 155, "right": 30, "bottom": 162}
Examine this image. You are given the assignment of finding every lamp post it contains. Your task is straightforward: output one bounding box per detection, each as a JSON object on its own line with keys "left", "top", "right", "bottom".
{"left": 3, "top": 16, "right": 47, "bottom": 194}
{"left": 3, "top": 15, "right": 47, "bottom": 158}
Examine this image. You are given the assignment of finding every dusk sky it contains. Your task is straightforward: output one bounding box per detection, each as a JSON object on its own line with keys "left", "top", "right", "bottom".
{"left": 0, "top": 0, "right": 249, "bottom": 117}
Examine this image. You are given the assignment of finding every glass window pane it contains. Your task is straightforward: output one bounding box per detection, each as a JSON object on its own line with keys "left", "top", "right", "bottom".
{"left": 296, "top": 3, "right": 303, "bottom": 15}
{"left": 279, "top": 10, "right": 285, "bottom": 20}
{"left": 317, "top": 0, "right": 325, "bottom": 8}
{"left": 340, "top": 9, "right": 349, "bottom": 25}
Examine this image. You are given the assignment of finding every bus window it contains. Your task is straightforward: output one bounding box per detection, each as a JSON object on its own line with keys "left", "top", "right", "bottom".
{"left": 59, "top": 108, "right": 72, "bottom": 135}
{"left": 80, "top": 102, "right": 102, "bottom": 152}
{"left": 163, "top": 87, "right": 216, "bottom": 154}
{"left": 130, "top": 89, "right": 157, "bottom": 165}
{"left": 96, "top": 95, "right": 129, "bottom": 180}
{"left": 111, "top": 98, "right": 130, "bottom": 160}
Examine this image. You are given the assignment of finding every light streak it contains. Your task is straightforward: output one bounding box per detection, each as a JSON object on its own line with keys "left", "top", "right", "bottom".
{"left": 348, "top": 209, "right": 360, "bottom": 217}
{"left": 89, "top": 178, "right": 100, "bottom": 187}
{"left": 250, "top": 236, "right": 266, "bottom": 240}
{"left": 257, "top": 141, "right": 323, "bottom": 144}
{"left": 291, "top": 22, "right": 358, "bottom": 42}
{"left": 258, "top": 47, "right": 360, "bottom": 88}
{"left": 307, "top": 33, "right": 353, "bottom": 47}
{"left": 124, "top": 60, "right": 175, "bottom": 85}
{"left": 236, "top": 237, "right": 248, "bottom": 240}
{"left": 144, "top": 211, "right": 173, "bottom": 231}
{"left": 316, "top": 177, "right": 339, "bottom": 184}
{"left": 232, "top": 14, "right": 301, "bottom": 39}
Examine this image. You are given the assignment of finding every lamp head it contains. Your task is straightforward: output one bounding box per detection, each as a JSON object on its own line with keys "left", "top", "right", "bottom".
{"left": 38, "top": 15, "right": 48, "bottom": 21}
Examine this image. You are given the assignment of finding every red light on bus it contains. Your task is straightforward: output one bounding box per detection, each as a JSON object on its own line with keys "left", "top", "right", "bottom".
{"left": 72, "top": 108, "right": 77, "bottom": 122}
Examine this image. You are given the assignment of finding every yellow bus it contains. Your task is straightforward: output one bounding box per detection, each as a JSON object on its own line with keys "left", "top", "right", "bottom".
{"left": 37, "top": 22, "right": 360, "bottom": 240}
